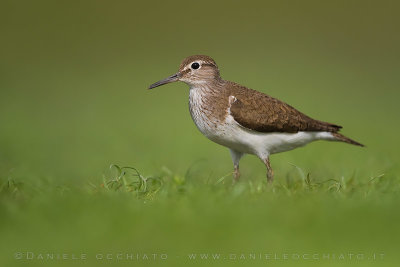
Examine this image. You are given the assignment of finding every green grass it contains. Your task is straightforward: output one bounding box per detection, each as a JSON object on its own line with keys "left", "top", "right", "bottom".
{"left": 1, "top": 0, "right": 400, "bottom": 266}
{"left": 1, "top": 162, "right": 399, "bottom": 266}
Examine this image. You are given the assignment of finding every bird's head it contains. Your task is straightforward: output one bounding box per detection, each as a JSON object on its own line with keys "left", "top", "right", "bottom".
{"left": 148, "top": 55, "right": 221, "bottom": 89}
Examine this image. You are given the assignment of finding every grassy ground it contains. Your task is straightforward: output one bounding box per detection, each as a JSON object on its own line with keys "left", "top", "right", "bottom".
{"left": 1, "top": 161, "right": 399, "bottom": 267}
{"left": 1, "top": 1, "right": 400, "bottom": 266}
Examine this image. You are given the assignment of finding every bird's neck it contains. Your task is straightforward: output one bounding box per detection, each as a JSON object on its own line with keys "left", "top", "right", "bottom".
{"left": 188, "top": 78, "right": 225, "bottom": 93}
{"left": 188, "top": 79, "right": 228, "bottom": 125}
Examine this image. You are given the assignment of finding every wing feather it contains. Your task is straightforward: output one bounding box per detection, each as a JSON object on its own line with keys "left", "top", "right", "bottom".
{"left": 228, "top": 83, "right": 341, "bottom": 133}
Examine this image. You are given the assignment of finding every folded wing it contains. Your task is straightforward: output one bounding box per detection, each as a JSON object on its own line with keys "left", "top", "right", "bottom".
{"left": 228, "top": 84, "right": 341, "bottom": 133}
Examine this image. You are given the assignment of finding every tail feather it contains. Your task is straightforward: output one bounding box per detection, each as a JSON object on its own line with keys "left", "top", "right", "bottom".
{"left": 332, "top": 132, "right": 364, "bottom": 147}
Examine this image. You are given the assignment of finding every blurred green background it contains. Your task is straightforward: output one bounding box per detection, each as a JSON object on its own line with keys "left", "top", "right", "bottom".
{"left": 1, "top": 0, "right": 399, "bottom": 266}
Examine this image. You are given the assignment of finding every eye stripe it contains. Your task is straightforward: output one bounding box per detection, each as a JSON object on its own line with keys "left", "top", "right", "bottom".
{"left": 202, "top": 63, "right": 216, "bottom": 67}
{"left": 181, "top": 68, "right": 190, "bottom": 75}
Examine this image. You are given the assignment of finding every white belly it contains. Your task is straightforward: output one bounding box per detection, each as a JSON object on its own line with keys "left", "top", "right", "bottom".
{"left": 195, "top": 113, "right": 334, "bottom": 158}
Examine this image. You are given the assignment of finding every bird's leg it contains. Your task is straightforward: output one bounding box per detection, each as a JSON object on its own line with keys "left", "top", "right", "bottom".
{"left": 233, "top": 165, "right": 240, "bottom": 181}
{"left": 229, "top": 149, "right": 243, "bottom": 182}
{"left": 264, "top": 157, "right": 274, "bottom": 183}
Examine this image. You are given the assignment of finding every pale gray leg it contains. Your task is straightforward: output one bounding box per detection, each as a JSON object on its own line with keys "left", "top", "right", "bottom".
{"left": 229, "top": 149, "right": 243, "bottom": 182}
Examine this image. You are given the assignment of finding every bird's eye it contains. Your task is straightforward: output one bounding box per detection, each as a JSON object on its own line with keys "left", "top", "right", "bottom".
{"left": 191, "top": 62, "right": 200, "bottom": 69}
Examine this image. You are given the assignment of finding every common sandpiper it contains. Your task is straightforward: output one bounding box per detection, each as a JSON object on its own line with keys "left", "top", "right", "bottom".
{"left": 149, "top": 55, "right": 363, "bottom": 182}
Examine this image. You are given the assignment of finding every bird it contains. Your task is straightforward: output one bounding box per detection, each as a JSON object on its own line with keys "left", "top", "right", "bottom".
{"left": 148, "top": 55, "right": 363, "bottom": 183}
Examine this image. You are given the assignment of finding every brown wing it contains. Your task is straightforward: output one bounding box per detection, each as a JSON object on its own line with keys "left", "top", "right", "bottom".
{"left": 228, "top": 84, "right": 341, "bottom": 133}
